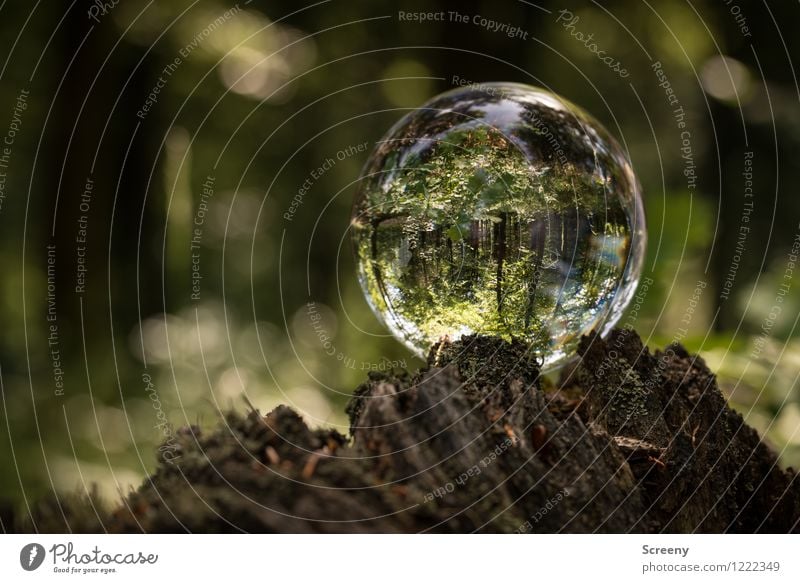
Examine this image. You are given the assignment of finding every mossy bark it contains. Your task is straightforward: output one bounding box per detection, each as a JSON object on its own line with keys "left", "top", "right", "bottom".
{"left": 22, "top": 329, "right": 800, "bottom": 533}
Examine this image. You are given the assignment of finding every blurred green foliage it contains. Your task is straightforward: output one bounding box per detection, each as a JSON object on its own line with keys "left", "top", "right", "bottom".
{"left": 1, "top": 0, "right": 799, "bottom": 515}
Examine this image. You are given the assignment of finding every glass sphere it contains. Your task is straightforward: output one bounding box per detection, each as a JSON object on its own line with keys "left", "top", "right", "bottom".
{"left": 351, "top": 82, "right": 645, "bottom": 370}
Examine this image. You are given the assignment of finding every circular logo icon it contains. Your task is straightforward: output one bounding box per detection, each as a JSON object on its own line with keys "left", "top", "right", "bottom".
{"left": 19, "top": 543, "right": 46, "bottom": 571}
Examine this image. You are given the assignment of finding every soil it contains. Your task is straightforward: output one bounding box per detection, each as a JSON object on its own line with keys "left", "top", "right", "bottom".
{"left": 21, "top": 329, "right": 800, "bottom": 533}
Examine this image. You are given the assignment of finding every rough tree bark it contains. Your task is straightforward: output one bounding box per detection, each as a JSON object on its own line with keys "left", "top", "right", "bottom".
{"left": 26, "top": 329, "right": 800, "bottom": 533}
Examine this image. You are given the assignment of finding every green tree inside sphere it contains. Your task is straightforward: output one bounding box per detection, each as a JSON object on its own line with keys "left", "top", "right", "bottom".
{"left": 352, "top": 83, "right": 646, "bottom": 369}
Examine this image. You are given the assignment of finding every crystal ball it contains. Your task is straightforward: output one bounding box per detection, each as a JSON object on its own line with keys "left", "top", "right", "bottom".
{"left": 351, "top": 82, "right": 646, "bottom": 370}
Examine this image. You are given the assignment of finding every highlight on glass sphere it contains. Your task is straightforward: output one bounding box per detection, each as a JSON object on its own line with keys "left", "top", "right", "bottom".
{"left": 351, "top": 82, "right": 646, "bottom": 370}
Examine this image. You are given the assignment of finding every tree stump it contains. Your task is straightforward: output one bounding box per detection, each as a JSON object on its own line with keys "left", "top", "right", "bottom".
{"left": 25, "top": 329, "right": 800, "bottom": 533}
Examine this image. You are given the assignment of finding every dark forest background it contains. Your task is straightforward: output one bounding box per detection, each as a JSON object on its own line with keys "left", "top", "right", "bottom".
{"left": 1, "top": 0, "right": 799, "bottom": 515}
